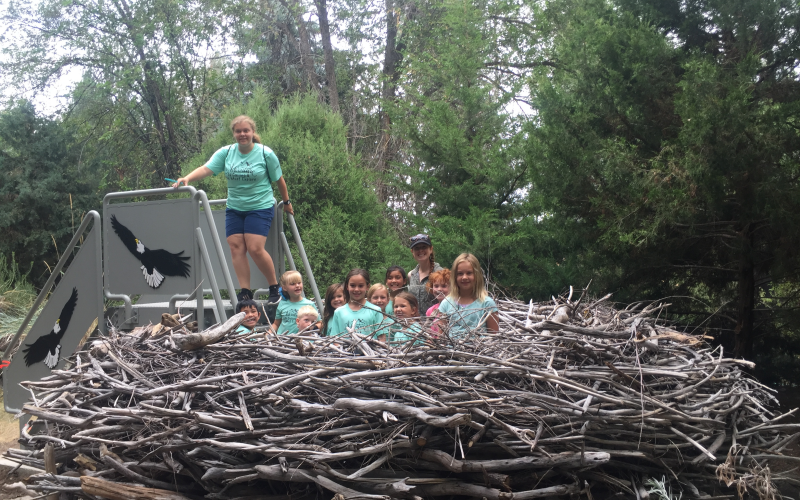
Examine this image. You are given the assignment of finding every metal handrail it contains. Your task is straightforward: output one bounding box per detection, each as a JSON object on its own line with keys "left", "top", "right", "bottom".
{"left": 279, "top": 202, "right": 323, "bottom": 313}
{"left": 102, "top": 187, "right": 236, "bottom": 329}
{"left": 193, "top": 192, "right": 237, "bottom": 307}
{"left": 2, "top": 211, "right": 103, "bottom": 361}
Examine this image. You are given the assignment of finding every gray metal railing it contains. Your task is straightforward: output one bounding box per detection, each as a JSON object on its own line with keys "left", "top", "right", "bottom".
{"left": 278, "top": 202, "right": 323, "bottom": 313}
{"left": 102, "top": 187, "right": 232, "bottom": 328}
{"left": 1, "top": 211, "right": 103, "bottom": 361}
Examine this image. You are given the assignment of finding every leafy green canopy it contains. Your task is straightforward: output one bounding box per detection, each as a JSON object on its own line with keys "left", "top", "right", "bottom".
{"left": 526, "top": 0, "right": 800, "bottom": 370}
{"left": 386, "top": 0, "right": 580, "bottom": 296}
{"left": 0, "top": 102, "right": 101, "bottom": 287}
{"left": 184, "top": 92, "right": 408, "bottom": 290}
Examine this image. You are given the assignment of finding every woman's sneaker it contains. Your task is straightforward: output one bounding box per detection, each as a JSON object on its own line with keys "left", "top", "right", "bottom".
{"left": 267, "top": 287, "right": 281, "bottom": 306}
{"left": 237, "top": 288, "right": 254, "bottom": 302}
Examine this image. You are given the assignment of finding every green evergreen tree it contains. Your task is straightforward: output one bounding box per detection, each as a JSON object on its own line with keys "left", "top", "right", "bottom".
{"left": 183, "top": 92, "right": 408, "bottom": 289}
{"left": 0, "top": 102, "right": 101, "bottom": 286}
{"left": 526, "top": 0, "right": 800, "bottom": 365}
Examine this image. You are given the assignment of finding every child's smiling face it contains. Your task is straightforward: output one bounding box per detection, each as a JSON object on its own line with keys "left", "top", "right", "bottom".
{"left": 456, "top": 261, "right": 475, "bottom": 295}
{"left": 386, "top": 270, "right": 406, "bottom": 291}
{"left": 347, "top": 275, "right": 368, "bottom": 302}
{"left": 370, "top": 289, "right": 389, "bottom": 311}
{"left": 240, "top": 305, "right": 260, "bottom": 328}
{"left": 330, "top": 289, "right": 345, "bottom": 309}
{"left": 393, "top": 296, "right": 417, "bottom": 319}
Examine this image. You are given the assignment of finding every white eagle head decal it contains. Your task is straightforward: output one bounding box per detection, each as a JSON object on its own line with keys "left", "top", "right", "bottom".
{"left": 135, "top": 238, "right": 145, "bottom": 254}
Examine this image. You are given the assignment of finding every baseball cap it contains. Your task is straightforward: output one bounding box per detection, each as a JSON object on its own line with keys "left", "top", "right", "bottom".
{"left": 409, "top": 234, "right": 432, "bottom": 249}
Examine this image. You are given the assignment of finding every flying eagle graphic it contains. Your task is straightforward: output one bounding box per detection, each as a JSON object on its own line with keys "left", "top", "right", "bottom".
{"left": 111, "top": 215, "right": 191, "bottom": 288}
{"left": 23, "top": 287, "right": 78, "bottom": 368}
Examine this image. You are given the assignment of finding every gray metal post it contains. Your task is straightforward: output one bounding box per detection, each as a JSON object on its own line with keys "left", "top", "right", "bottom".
{"left": 196, "top": 228, "right": 226, "bottom": 323}
{"left": 104, "top": 291, "right": 133, "bottom": 326}
{"left": 2, "top": 211, "right": 103, "bottom": 360}
{"left": 279, "top": 203, "right": 323, "bottom": 313}
{"left": 280, "top": 232, "right": 298, "bottom": 271}
{"left": 197, "top": 194, "right": 238, "bottom": 307}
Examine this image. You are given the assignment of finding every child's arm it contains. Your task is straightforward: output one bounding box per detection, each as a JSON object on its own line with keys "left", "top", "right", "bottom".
{"left": 271, "top": 319, "right": 282, "bottom": 333}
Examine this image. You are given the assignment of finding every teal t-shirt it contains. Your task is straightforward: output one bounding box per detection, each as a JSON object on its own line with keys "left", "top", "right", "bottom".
{"left": 235, "top": 325, "right": 252, "bottom": 335}
{"left": 276, "top": 298, "right": 319, "bottom": 335}
{"left": 328, "top": 302, "right": 384, "bottom": 337}
{"left": 390, "top": 321, "right": 423, "bottom": 345}
{"left": 438, "top": 296, "right": 498, "bottom": 337}
{"left": 385, "top": 300, "right": 393, "bottom": 316}
{"left": 206, "top": 144, "right": 283, "bottom": 211}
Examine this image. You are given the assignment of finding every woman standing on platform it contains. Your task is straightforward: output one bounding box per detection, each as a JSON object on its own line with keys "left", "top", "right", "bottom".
{"left": 173, "top": 115, "right": 293, "bottom": 306}
{"left": 407, "top": 234, "right": 443, "bottom": 314}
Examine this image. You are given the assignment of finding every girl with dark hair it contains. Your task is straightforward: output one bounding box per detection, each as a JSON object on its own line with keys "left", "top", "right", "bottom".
{"left": 407, "top": 234, "right": 443, "bottom": 314}
{"left": 383, "top": 265, "right": 407, "bottom": 316}
{"left": 173, "top": 115, "right": 293, "bottom": 308}
{"left": 321, "top": 283, "right": 345, "bottom": 336}
{"left": 327, "top": 269, "right": 383, "bottom": 337}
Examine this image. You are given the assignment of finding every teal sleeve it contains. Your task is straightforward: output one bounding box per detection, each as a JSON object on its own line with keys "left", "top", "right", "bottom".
{"left": 264, "top": 147, "right": 283, "bottom": 182}
{"left": 373, "top": 318, "right": 393, "bottom": 338}
{"left": 385, "top": 301, "right": 393, "bottom": 316}
{"left": 275, "top": 302, "right": 284, "bottom": 320}
{"left": 369, "top": 308, "right": 385, "bottom": 337}
{"left": 485, "top": 297, "right": 498, "bottom": 312}
{"left": 206, "top": 147, "right": 229, "bottom": 175}
{"left": 438, "top": 298, "right": 455, "bottom": 316}
{"left": 328, "top": 310, "right": 344, "bottom": 337}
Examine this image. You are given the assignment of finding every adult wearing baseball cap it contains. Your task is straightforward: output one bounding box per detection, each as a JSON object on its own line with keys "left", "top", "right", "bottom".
{"left": 407, "top": 234, "right": 443, "bottom": 314}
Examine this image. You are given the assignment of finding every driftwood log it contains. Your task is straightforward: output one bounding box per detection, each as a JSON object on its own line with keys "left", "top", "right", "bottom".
{"left": 8, "top": 288, "right": 799, "bottom": 500}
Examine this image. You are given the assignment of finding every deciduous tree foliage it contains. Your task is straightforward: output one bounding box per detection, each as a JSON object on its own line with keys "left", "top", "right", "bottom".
{"left": 0, "top": 103, "right": 101, "bottom": 283}
{"left": 2, "top": 0, "right": 234, "bottom": 182}
{"left": 526, "top": 0, "right": 800, "bottom": 363}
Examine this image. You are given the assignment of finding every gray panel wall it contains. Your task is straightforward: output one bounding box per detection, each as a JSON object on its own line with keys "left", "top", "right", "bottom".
{"left": 4, "top": 227, "right": 102, "bottom": 412}
{"left": 199, "top": 206, "right": 285, "bottom": 289}
{"left": 104, "top": 199, "right": 198, "bottom": 295}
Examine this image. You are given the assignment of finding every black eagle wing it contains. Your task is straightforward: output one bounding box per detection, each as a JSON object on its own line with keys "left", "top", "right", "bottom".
{"left": 57, "top": 287, "right": 79, "bottom": 334}
{"left": 146, "top": 249, "right": 191, "bottom": 277}
{"left": 110, "top": 215, "right": 141, "bottom": 259}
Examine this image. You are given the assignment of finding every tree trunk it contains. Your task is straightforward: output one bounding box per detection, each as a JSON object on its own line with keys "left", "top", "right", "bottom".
{"left": 114, "top": 0, "right": 181, "bottom": 179}
{"left": 313, "top": 0, "right": 339, "bottom": 112}
{"left": 733, "top": 225, "right": 755, "bottom": 360}
{"left": 377, "top": 0, "right": 403, "bottom": 202}
{"left": 295, "top": 5, "right": 321, "bottom": 94}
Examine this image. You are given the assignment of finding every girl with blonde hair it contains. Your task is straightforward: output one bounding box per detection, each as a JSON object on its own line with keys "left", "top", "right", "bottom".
{"left": 173, "top": 115, "right": 294, "bottom": 308}
{"left": 437, "top": 253, "right": 499, "bottom": 336}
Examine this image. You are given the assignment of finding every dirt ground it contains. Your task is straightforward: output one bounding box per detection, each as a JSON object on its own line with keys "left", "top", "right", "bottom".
{"left": 0, "top": 389, "right": 34, "bottom": 500}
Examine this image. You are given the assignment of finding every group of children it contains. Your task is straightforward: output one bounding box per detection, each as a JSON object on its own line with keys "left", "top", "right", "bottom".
{"left": 234, "top": 250, "right": 499, "bottom": 345}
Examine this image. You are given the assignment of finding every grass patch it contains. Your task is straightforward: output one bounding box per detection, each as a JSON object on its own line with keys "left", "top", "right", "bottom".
{"left": 0, "top": 254, "right": 40, "bottom": 340}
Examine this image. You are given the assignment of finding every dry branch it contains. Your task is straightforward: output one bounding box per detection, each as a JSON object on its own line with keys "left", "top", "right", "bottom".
{"left": 9, "top": 290, "right": 797, "bottom": 499}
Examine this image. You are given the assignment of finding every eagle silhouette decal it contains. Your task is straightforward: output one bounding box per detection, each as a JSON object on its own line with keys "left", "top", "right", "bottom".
{"left": 23, "top": 287, "right": 78, "bottom": 368}
{"left": 111, "top": 215, "right": 191, "bottom": 288}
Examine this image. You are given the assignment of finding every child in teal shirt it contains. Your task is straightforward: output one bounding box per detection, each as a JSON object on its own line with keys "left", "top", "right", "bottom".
{"left": 328, "top": 269, "right": 383, "bottom": 337}
{"left": 389, "top": 292, "right": 423, "bottom": 345}
{"left": 271, "top": 271, "right": 319, "bottom": 335}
